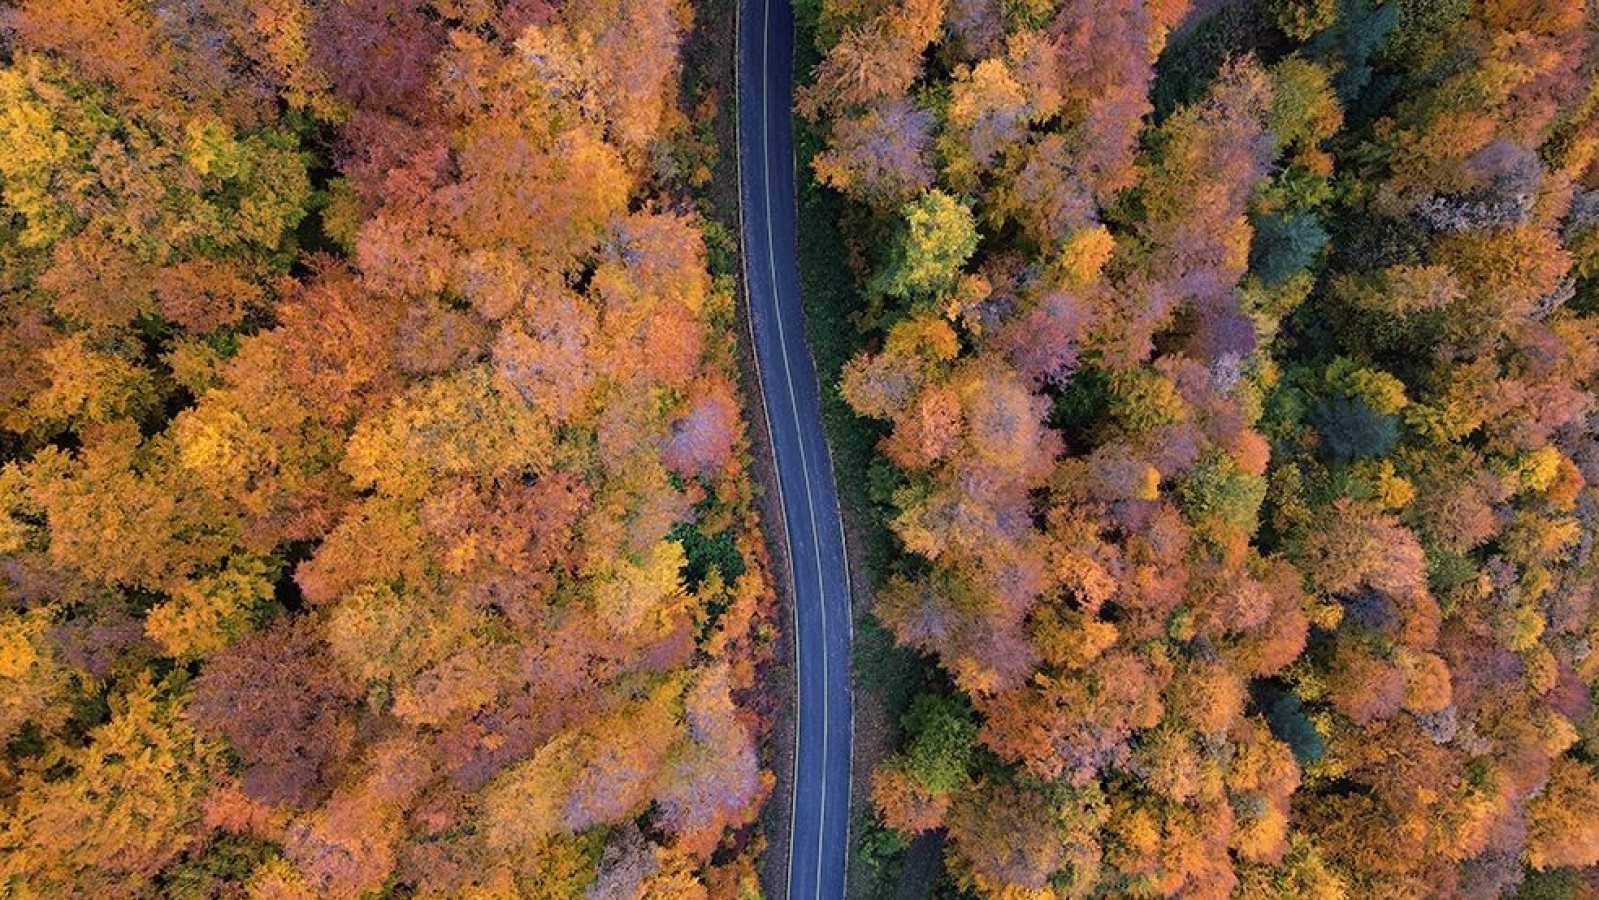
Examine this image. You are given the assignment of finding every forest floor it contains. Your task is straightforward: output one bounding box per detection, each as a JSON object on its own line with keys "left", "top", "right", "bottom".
{"left": 1169, "top": 0, "right": 1241, "bottom": 44}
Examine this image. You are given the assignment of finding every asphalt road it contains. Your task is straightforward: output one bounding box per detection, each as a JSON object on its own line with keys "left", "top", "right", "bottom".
{"left": 735, "top": 0, "right": 854, "bottom": 896}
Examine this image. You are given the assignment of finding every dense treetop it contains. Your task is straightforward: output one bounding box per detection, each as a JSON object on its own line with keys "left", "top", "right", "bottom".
{"left": 0, "top": 1, "right": 775, "bottom": 896}
{"left": 811, "top": 0, "right": 1599, "bottom": 895}
{"left": 6, "top": 0, "right": 1599, "bottom": 896}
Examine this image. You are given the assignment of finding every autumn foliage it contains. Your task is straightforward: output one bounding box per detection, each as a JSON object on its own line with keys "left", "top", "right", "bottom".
{"left": 814, "top": 0, "right": 1599, "bottom": 895}
{"left": 0, "top": 1, "right": 773, "bottom": 896}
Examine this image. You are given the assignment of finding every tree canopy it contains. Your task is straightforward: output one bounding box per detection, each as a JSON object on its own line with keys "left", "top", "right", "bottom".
{"left": 0, "top": 2, "right": 773, "bottom": 896}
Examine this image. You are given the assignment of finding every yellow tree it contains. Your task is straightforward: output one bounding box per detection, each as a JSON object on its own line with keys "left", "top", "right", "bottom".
{"left": 0, "top": 675, "right": 219, "bottom": 894}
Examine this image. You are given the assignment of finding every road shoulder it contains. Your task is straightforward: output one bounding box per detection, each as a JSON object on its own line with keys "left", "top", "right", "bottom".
{"left": 681, "top": 0, "right": 800, "bottom": 894}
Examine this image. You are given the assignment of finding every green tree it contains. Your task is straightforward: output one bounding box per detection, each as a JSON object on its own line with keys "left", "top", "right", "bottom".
{"left": 872, "top": 189, "right": 979, "bottom": 304}
{"left": 898, "top": 692, "right": 978, "bottom": 793}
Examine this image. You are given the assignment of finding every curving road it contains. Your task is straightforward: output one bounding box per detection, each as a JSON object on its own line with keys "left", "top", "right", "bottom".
{"left": 734, "top": 0, "right": 854, "bottom": 896}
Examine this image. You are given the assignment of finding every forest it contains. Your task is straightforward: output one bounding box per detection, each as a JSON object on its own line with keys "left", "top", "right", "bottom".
{"left": 4, "top": 0, "right": 1599, "bottom": 898}
{"left": 803, "top": 0, "right": 1599, "bottom": 896}
{"left": 0, "top": 0, "right": 776, "bottom": 896}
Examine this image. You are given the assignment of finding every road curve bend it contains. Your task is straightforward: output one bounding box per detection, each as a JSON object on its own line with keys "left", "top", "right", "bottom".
{"left": 734, "top": 0, "right": 854, "bottom": 897}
